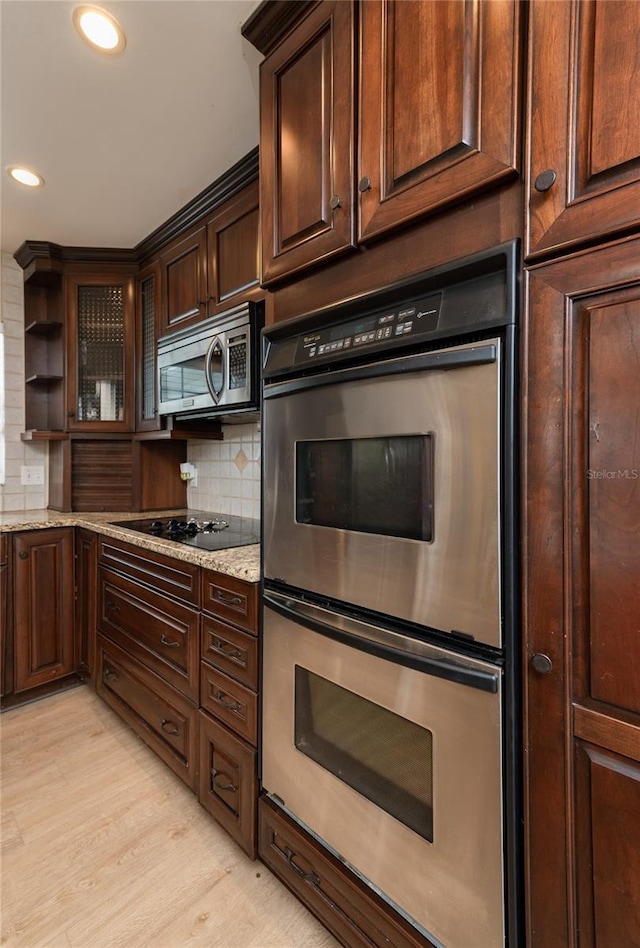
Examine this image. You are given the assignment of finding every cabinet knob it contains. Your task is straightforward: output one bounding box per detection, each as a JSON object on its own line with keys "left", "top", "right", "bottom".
{"left": 329, "top": 195, "right": 341, "bottom": 211}
{"left": 211, "top": 768, "right": 237, "bottom": 793}
{"left": 161, "top": 719, "right": 179, "bottom": 736}
{"left": 534, "top": 169, "right": 557, "bottom": 192}
{"left": 18, "top": 550, "right": 29, "bottom": 560}
{"left": 531, "top": 653, "right": 553, "bottom": 675}
{"left": 358, "top": 176, "right": 372, "bottom": 193}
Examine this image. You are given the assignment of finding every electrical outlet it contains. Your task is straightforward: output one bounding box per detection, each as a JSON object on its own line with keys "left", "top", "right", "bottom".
{"left": 21, "top": 465, "right": 45, "bottom": 486}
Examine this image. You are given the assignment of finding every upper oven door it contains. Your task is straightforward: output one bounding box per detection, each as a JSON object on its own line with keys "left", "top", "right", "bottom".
{"left": 263, "top": 338, "right": 503, "bottom": 647}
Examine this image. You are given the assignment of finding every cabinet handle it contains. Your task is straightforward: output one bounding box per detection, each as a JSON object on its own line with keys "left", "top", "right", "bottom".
{"left": 161, "top": 718, "right": 180, "bottom": 736}
{"left": 283, "top": 847, "right": 321, "bottom": 887}
{"left": 160, "top": 634, "right": 179, "bottom": 648}
{"left": 211, "top": 768, "right": 237, "bottom": 793}
{"left": 214, "top": 590, "right": 243, "bottom": 606}
{"left": 531, "top": 653, "right": 553, "bottom": 675}
{"left": 358, "top": 175, "right": 372, "bottom": 193}
{"left": 18, "top": 551, "right": 29, "bottom": 560}
{"left": 104, "top": 667, "right": 119, "bottom": 682}
{"left": 212, "top": 688, "right": 243, "bottom": 713}
{"left": 211, "top": 638, "right": 243, "bottom": 662}
{"left": 534, "top": 169, "right": 557, "bottom": 192}
{"left": 329, "top": 195, "right": 341, "bottom": 210}
{"left": 106, "top": 600, "right": 120, "bottom": 613}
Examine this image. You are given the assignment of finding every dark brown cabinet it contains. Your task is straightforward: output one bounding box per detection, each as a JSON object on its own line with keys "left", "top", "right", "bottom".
{"left": 358, "top": 0, "right": 521, "bottom": 244}
{"left": 0, "top": 534, "right": 9, "bottom": 697}
{"left": 159, "top": 182, "right": 260, "bottom": 335}
{"left": 257, "top": 0, "right": 522, "bottom": 285}
{"left": 523, "top": 234, "right": 640, "bottom": 947}
{"left": 12, "top": 529, "right": 75, "bottom": 695}
{"left": 525, "top": 0, "right": 640, "bottom": 260}
{"left": 65, "top": 271, "right": 136, "bottom": 432}
{"left": 96, "top": 537, "right": 201, "bottom": 789}
{"left": 135, "top": 260, "right": 161, "bottom": 431}
{"left": 198, "top": 568, "right": 259, "bottom": 856}
{"left": 259, "top": 0, "right": 356, "bottom": 285}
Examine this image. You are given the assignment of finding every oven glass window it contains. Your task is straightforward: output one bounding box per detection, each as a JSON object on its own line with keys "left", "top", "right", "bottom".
{"left": 295, "top": 667, "right": 434, "bottom": 842}
{"left": 296, "top": 436, "right": 433, "bottom": 541}
{"left": 160, "top": 356, "right": 208, "bottom": 402}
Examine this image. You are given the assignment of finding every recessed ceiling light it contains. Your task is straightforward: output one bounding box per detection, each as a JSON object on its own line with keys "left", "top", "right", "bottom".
{"left": 73, "top": 5, "right": 126, "bottom": 54}
{"left": 7, "top": 167, "right": 45, "bottom": 188}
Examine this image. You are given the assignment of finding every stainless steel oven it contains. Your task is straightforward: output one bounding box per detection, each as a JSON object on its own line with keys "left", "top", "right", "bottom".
{"left": 260, "top": 243, "right": 522, "bottom": 947}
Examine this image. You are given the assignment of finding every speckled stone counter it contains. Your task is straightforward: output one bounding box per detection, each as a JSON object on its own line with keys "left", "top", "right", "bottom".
{"left": 0, "top": 510, "right": 260, "bottom": 584}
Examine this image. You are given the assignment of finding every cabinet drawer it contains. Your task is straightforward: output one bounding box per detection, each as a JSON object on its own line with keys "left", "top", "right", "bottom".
{"left": 259, "top": 797, "right": 431, "bottom": 948}
{"left": 97, "top": 635, "right": 198, "bottom": 790}
{"left": 99, "top": 567, "right": 199, "bottom": 701}
{"left": 201, "top": 616, "right": 258, "bottom": 689}
{"left": 202, "top": 569, "right": 258, "bottom": 633}
{"left": 200, "top": 664, "right": 257, "bottom": 745}
{"left": 198, "top": 710, "right": 257, "bottom": 858}
{"left": 99, "top": 536, "right": 200, "bottom": 606}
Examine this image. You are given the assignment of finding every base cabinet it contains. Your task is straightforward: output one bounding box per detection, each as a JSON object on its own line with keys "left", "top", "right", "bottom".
{"left": 259, "top": 797, "right": 435, "bottom": 948}
{"left": 12, "top": 528, "right": 76, "bottom": 697}
{"left": 97, "top": 634, "right": 199, "bottom": 789}
{"left": 198, "top": 710, "right": 257, "bottom": 857}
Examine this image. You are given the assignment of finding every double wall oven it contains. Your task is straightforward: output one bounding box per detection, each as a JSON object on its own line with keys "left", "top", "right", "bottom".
{"left": 261, "top": 244, "right": 521, "bottom": 947}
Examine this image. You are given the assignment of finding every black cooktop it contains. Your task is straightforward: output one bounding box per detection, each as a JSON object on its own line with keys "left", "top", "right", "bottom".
{"left": 112, "top": 510, "right": 260, "bottom": 552}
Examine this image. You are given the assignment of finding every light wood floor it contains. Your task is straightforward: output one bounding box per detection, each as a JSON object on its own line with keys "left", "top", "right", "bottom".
{"left": 0, "top": 687, "right": 340, "bottom": 948}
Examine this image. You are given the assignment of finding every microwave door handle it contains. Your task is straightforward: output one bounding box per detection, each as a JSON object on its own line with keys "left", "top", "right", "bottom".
{"left": 263, "top": 592, "right": 499, "bottom": 694}
{"left": 205, "top": 336, "right": 224, "bottom": 404}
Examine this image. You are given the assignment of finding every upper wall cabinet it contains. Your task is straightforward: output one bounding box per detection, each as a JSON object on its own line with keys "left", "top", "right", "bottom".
{"left": 358, "top": 0, "right": 522, "bottom": 244}
{"left": 65, "top": 271, "right": 135, "bottom": 432}
{"left": 159, "top": 181, "right": 260, "bottom": 336}
{"left": 259, "top": 0, "right": 356, "bottom": 286}
{"left": 256, "top": 0, "right": 522, "bottom": 286}
{"left": 526, "top": 0, "right": 640, "bottom": 260}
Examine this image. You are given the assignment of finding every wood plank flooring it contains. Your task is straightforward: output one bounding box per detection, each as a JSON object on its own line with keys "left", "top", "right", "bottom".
{"left": 0, "top": 687, "right": 340, "bottom": 948}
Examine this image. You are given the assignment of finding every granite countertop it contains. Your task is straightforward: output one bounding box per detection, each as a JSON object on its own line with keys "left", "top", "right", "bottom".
{"left": 0, "top": 510, "right": 261, "bottom": 584}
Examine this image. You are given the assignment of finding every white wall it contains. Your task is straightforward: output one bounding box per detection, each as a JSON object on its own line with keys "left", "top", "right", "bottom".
{"left": 0, "top": 253, "right": 48, "bottom": 512}
{"left": 0, "top": 253, "right": 261, "bottom": 518}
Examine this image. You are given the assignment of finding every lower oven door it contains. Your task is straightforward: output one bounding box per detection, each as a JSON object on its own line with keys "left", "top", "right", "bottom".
{"left": 262, "top": 592, "right": 505, "bottom": 948}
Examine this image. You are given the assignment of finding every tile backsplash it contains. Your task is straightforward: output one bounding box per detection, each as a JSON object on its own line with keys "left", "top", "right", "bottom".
{"left": 186, "top": 422, "right": 261, "bottom": 520}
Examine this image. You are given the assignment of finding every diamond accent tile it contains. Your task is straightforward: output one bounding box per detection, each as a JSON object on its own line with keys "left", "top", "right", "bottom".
{"left": 233, "top": 448, "right": 249, "bottom": 473}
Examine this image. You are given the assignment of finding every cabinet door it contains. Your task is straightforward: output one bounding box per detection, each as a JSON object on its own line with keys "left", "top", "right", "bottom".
{"left": 65, "top": 272, "right": 135, "bottom": 431}
{"left": 0, "top": 534, "right": 9, "bottom": 697}
{"left": 526, "top": 0, "right": 640, "bottom": 259}
{"left": 523, "top": 235, "right": 640, "bottom": 947}
{"left": 198, "top": 710, "right": 257, "bottom": 857}
{"left": 358, "top": 0, "right": 521, "bottom": 243}
{"left": 260, "top": 0, "right": 355, "bottom": 285}
{"left": 13, "top": 529, "right": 75, "bottom": 693}
{"left": 207, "top": 180, "right": 261, "bottom": 314}
{"left": 159, "top": 224, "right": 208, "bottom": 335}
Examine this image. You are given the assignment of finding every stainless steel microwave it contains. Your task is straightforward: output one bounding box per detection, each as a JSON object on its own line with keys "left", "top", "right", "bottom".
{"left": 157, "top": 301, "right": 263, "bottom": 419}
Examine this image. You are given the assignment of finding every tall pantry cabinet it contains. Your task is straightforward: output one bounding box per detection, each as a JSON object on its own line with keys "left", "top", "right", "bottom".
{"left": 523, "top": 2, "right": 640, "bottom": 946}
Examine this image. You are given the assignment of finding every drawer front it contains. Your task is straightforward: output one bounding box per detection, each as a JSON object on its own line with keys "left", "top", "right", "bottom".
{"left": 200, "top": 664, "right": 257, "bottom": 745}
{"left": 259, "top": 797, "right": 430, "bottom": 948}
{"left": 99, "top": 536, "right": 200, "bottom": 606}
{"left": 201, "top": 616, "right": 258, "bottom": 689}
{"left": 97, "top": 635, "right": 198, "bottom": 790}
{"left": 202, "top": 569, "right": 258, "bottom": 634}
{"left": 99, "top": 567, "right": 199, "bottom": 700}
{"left": 198, "top": 710, "right": 257, "bottom": 858}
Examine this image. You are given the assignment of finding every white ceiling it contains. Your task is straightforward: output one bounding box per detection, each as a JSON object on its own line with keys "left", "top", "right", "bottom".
{"left": 0, "top": 0, "right": 263, "bottom": 256}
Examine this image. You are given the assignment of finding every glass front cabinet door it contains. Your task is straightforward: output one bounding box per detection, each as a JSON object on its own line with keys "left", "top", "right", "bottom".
{"left": 65, "top": 272, "right": 135, "bottom": 431}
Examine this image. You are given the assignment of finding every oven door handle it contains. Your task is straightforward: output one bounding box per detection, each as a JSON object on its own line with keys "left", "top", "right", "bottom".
{"left": 263, "top": 342, "right": 498, "bottom": 399}
{"left": 263, "top": 592, "right": 499, "bottom": 694}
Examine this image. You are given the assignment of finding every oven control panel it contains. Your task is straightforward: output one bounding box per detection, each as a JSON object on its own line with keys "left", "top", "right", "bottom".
{"left": 296, "top": 293, "right": 442, "bottom": 365}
